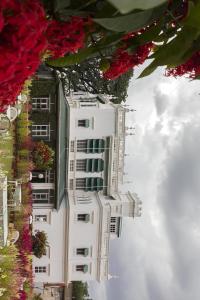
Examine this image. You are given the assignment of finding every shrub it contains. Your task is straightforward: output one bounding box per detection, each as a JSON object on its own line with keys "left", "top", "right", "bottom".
{"left": 33, "top": 294, "right": 43, "bottom": 300}
{"left": 32, "top": 231, "right": 48, "bottom": 258}
{"left": 32, "top": 141, "right": 54, "bottom": 170}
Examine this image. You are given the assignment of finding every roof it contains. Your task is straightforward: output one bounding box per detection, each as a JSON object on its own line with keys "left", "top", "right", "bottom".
{"left": 55, "top": 81, "right": 69, "bottom": 209}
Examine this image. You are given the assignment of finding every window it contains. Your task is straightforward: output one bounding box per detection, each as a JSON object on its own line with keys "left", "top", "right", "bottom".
{"left": 70, "top": 141, "right": 75, "bottom": 152}
{"left": 77, "top": 140, "right": 87, "bottom": 152}
{"left": 69, "top": 179, "right": 74, "bottom": 190}
{"left": 32, "top": 96, "right": 49, "bottom": 110}
{"left": 32, "top": 125, "right": 49, "bottom": 138}
{"left": 111, "top": 217, "right": 116, "bottom": 223}
{"left": 85, "top": 159, "right": 104, "bottom": 172}
{"left": 80, "top": 103, "right": 97, "bottom": 107}
{"left": 35, "top": 215, "right": 47, "bottom": 222}
{"left": 76, "top": 160, "right": 86, "bottom": 171}
{"left": 77, "top": 196, "right": 92, "bottom": 204}
{"left": 76, "top": 248, "right": 89, "bottom": 256}
{"left": 77, "top": 214, "right": 90, "bottom": 222}
{"left": 76, "top": 178, "right": 86, "bottom": 189}
{"left": 35, "top": 266, "right": 47, "bottom": 273}
{"left": 77, "top": 139, "right": 105, "bottom": 153}
{"left": 70, "top": 160, "right": 74, "bottom": 171}
{"left": 110, "top": 224, "right": 116, "bottom": 233}
{"left": 76, "top": 265, "right": 88, "bottom": 273}
{"left": 78, "top": 119, "right": 90, "bottom": 127}
{"left": 33, "top": 192, "right": 50, "bottom": 204}
{"left": 76, "top": 177, "right": 103, "bottom": 191}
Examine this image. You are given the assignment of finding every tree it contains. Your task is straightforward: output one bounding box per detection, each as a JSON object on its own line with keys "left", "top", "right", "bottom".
{"left": 55, "top": 57, "right": 133, "bottom": 103}
{"left": 32, "top": 231, "right": 48, "bottom": 258}
{"left": 72, "top": 281, "right": 89, "bottom": 300}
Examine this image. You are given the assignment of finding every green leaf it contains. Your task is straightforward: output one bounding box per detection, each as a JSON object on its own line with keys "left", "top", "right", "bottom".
{"left": 128, "top": 21, "right": 163, "bottom": 48}
{"left": 47, "top": 47, "right": 99, "bottom": 67}
{"left": 106, "top": 0, "right": 167, "bottom": 14}
{"left": 155, "top": 27, "right": 200, "bottom": 66}
{"left": 138, "top": 61, "right": 158, "bottom": 78}
{"left": 139, "top": 25, "right": 200, "bottom": 78}
{"left": 183, "top": 1, "right": 200, "bottom": 29}
{"left": 93, "top": 3, "right": 167, "bottom": 32}
{"left": 54, "top": 0, "right": 71, "bottom": 12}
{"left": 47, "top": 33, "right": 123, "bottom": 67}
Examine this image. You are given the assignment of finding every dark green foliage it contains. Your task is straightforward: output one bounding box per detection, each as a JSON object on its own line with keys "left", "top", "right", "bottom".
{"left": 32, "top": 294, "right": 43, "bottom": 300}
{"left": 72, "top": 281, "right": 89, "bottom": 300}
{"left": 32, "top": 231, "right": 48, "bottom": 258}
{"left": 54, "top": 57, "right": 133, "bottom": 103}
{"left": 30, "top": 78, "right": 57, "bottom": 147}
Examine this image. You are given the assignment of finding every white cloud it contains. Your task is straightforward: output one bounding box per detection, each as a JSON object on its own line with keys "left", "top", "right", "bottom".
{"left": 90, "top": 68, "right": 200, "bottom": 300}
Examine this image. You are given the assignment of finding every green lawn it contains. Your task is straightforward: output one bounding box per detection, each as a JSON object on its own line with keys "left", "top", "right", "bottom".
{"left": 0, "top": 128, "right": 14, "bottom": 178}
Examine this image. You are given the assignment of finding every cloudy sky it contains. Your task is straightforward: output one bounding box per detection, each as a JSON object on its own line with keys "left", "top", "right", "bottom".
{"left": 90, "top": 65, "right": 200, "bottom": 300}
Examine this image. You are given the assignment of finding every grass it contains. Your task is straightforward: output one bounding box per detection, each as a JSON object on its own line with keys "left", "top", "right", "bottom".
{"left": 0, "top": 127, "right": 14, "bottom": 178}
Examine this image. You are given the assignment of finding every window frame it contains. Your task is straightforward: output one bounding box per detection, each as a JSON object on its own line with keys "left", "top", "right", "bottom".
{"left": 35, "top": 266, "right": 47, "bottom": 273}
{"left": 35, "top": 215, "right": 48, "bottom": 222}
{"left": 32, "top": 191, "right": 50, "bottom": 204}
{"left": 32, "top": 96, "right": 50, "bottom": 111}
{"left": 31, "top": 124, "right": 50, "bottom": 138}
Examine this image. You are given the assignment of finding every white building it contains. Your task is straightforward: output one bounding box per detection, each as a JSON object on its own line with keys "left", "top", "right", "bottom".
{"left": 31, "top": 77, "right": 141, "bottom": 298}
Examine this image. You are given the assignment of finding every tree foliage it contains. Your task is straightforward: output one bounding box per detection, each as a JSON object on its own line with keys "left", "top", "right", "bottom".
{"left": 32, "top": 141, "right": 54, "bottom": 170}
{"left": 72, "top": 281, "right": 89, "bottom": 300}
{"left": 32, "top": 231, "right": 48, "bottom": 258}
{"left": 55, "top": 57, "right": 133, "bottom": 103}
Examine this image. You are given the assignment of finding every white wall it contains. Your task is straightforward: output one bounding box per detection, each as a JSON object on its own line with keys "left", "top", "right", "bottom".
{"left": 67, "top": 192, "right": 100, "bottom": 281}
{"left": 32, "top": 200, "right": 67, "bottom": 284}
{"left": 69, "top": 105, "right": 116, "bottom": 140}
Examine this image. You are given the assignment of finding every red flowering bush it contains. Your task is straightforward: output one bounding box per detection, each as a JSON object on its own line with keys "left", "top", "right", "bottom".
{"left": 32, "top": 141, "right": 54, "bottom": 170}
{"left": 0, "top": 0, "right": 48, "bottom": 112}
{"left": 18, "top": 224, "right": 32, "bottom": 253}
{"left": 103, "top": 43, "right": 153, "bottom": 80}
{"left": 46, "top": 17, "right": 87, "bottom": 58}
{"left": 0, "top": 1, "right": 89, "bottom": 112}
{"left": 17, "top": 290, "right": 27, "bottom": 300}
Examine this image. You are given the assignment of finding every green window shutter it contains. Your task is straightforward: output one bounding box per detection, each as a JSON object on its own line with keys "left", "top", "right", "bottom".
{"left": 86, "top": 159, "right": 91, "bottom": 172}
{"left": 84, "top": 248, "right": 89, "bottom": 256}
{"left": 85, "top": 177, "right": 103, "bottom": 191}
{"left": 98, "top": 159, "right": 104, "bottom": 172}
{"left": 85, "top": 177, "right": 91, "bottom": 191}
{"left": 86, "top": 139, "right": 94, "bottom": 153}
{"left": 85, "top": 214, "right": 90, "bottom": 222}
{"left": 83, "top": 265, "right": 88, "bottom": 273}
{"left": 98, "top": 139, "right": 105, "bottom": 153}
{"left": 85, "top": 119, "right": 90, "bottom": 128}
{"left": 96, "top": 178, "right": 103, "bottom": 191}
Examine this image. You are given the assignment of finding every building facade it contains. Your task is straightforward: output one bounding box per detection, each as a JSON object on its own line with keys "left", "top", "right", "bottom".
{"left": 30, "top": 70, "right": 142, "bottom": 297}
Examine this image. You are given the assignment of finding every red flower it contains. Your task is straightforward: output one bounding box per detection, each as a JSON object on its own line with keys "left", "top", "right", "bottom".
{"left": 166, "top": 51, "right": 200, "bottom": 78}
{"left": 0, "top": 0, "right": 48, "bottom": 111}
{"left": 46, "top": 17, "right": 88, "bottom": 58}
{"left": 103, "top": 43, "right": 153, "bottom": 80}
